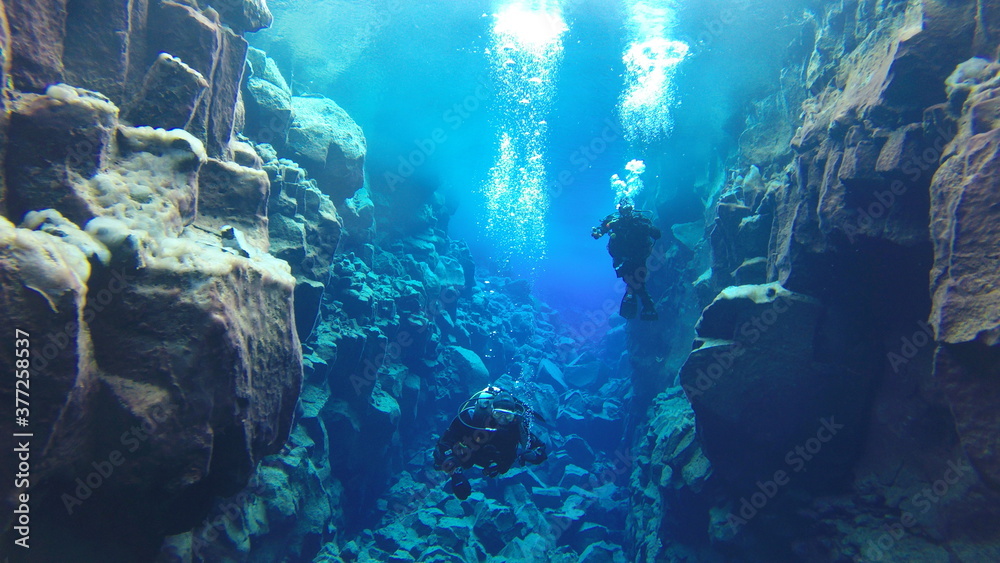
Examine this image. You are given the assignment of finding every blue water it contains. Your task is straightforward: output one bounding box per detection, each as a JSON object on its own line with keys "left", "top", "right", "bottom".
{"left": 253, "top": 0, "right": 804, "bottom": 329}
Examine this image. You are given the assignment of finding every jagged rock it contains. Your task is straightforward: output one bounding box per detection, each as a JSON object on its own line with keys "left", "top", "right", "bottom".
{"left": 578, "top": 540, "right": 627, "bottom": 563}
{"left": 732, "top": 257, "right": 767, "bottom": 285}
{"left": 936, "top": 343, "right": 1000, "bottom": 489}
{"left": 510, "top": 310, "right": 535, "bottom": 342}
{"left": 208, "top": 0, "right": 273, "bottom": 33}
{"left": 124, "top": 53, "right": 209, "bottom": 130}
{"left": 538, "top": 358, "right": 568, "bottom": 389}
{"left": 341, "top": 189, "right": 377, "bottom": 246}
{"left": 147, "top": 1, "right": 247, "bottom": 158}
{"left": 6, "top": 86, "right": 118, "bottom": 225}
{"left": 287, "top": 96, "right": 367, "bottom": 201}
{"left": 680, "top": 283, "right": 864, "bottom": 484}
{"left": 563, "top": 362, "right": 600, "bottom": 388}
{"left": 473, "top": 504, "right": 522, "bottom": 555}
{"left": 204, "top": 26, "right": 248, "bottom": 159}
{"left": 0, "top": 78, "right": 300, "bottom": 561}
{"left": 62, "top": 0, "right": 149, "bottom": 105}
{"left": 294, "top": 279, "right": 325, "bottom": 341}
{"left": 672, "top": 221, "right": 704, "bottom": 252}
{"left": 930, "top": 70, "right": 1000, "bottom": 345}
{"left": 928, "top": 61, "right": 1000, "bottom": 488}
{"left": 196, "top": 159, "right": 271, "bottom": 252}
{"left": 243, "top": 47, "right": 292, "bottom": 147}
{"left": 147, "top": 2, "right": 220, "bottom": 94}
{"left": 0, "top": 217, "right": 91, "bottom": 505}
{"left": 444, "top": 346, "right": 489, "bottom": 394}
{"left": 374, "top": 521, "right": 424, "bottom": 555}
{"left": 6, "top": 0, "right": 68, "bottom": 92}
{"left": 433, "top": 515, "right": 472, "bottom": 552}
{"left": 498, "top": 532, "right": 548, "bottom": 561}
{"left": 264, "top": 158, "right": 343, "bottom": 282}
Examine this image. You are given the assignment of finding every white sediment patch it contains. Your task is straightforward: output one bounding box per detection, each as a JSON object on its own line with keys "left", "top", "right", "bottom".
{"left": 81, "top": 125, "right": 292, "bottom": 287}
{"left": 0, "top": 216, "right": 90, "bottom": 312}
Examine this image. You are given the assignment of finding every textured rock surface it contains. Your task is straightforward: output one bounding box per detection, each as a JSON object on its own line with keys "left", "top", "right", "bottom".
{"left": 242, "top": 47, "right": 292, "bottom": 148}
{"left": 207, "top": 0, "right": 273, "bottom": 34}
{"left": 681, "top": 283, "right": 866, "bottom": 485}
{"left": 62, "top": 0, "right": 148, "bottom": 105}
{"left": 123, "top": 53, "right": 209, "bottom": 131}
{"left": 6, "top": 86, "right": 119, "bottom": 225}
{"left": 927, "top": 56, "right": 1000, "bottom": 490}
{"left": 0, "top": 4, "right": 302, "bottom": 560}
{"left": 6, "top": 0, "right": 68, "bottom": 92}
{"left": 929, "top": 65, "right": 1000, "bottom": 345}
{"left": 287, "top": 96, "right": 367, "bottom": 202}
{"left": 634, "top": 1, "right": 1000, "bottom": 561}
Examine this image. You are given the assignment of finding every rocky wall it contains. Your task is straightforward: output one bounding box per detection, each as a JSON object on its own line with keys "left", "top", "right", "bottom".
{"left": 0, "top": 1, "right": 304, "bottom": 561}
{"left": 634, "top": 0, "right": 1000, "bottom": 560}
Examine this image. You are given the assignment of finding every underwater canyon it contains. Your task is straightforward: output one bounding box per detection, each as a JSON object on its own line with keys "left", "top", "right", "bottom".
{"left": 1, "top": 0, "right": 1000, "bottom": 562}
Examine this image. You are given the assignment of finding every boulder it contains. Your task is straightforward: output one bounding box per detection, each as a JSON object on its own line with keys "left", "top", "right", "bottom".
{"left": 287, "top": 96, "right": 367, "bottom": 201}
{"left": 537, "top": 358, "right": 567, "bottom": 389}
{"left": 679, "top": 283, "right": 864, "bottom": 484}
{"left": 243, "top": 47, "right": 293, "bottom": 147}
{"left": 578, "top": 541, "right": 626, "bottom": 563}
{"left": 444, "top": 346, "right": 489, "bottom": 394}
{"left": 563, "top": 362, "right": 600, "bottom": 388}
{"left": 473, "top": 504, "right": 521, "bottom": 555}
{"left": 208, "top": 0, "right": 273, "bottom": 33}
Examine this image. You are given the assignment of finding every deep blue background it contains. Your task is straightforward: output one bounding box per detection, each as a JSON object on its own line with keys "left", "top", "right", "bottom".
{"left": 256, "top": 0, "right": 805, "bottom": 333}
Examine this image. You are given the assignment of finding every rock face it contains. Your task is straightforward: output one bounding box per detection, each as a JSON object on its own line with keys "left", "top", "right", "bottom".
{"left": 0, "top": 2, "right": 299, "bottom": 561}
{"left": 6, "top": 0, "right": 69, "bottom": 93}
{"left": 242, "top": 47, "right": 292, "bottom": 148}
{"left": 6, "top": 86, "right": 119, "bottom": 225}
{"left": 287, "top": 96, "right": 367, "bottom": 202}
{"left": 680, "top": 283, "right": 866, "bottom": 486}
{"left": 928, "top": 58, "right": 1000, "bottom": 488}
{"left": 634, "top": 0, "right": 1000, "bottom": 561}
{"left": 0, "top": 93, "right": 301, "bottom": 563}
{"left": 207, "top": 0, "right": 273, "bottom": 34}
{"left": 4, "top": 0, "right": 255, "bottom": 158}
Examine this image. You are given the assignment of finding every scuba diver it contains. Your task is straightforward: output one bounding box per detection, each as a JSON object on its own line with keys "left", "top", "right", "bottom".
{"left": 592, "top": 198, "right": 662, "bottom": 320}
{"left": 433, "top": 386, "right": 547, "bottom": 500}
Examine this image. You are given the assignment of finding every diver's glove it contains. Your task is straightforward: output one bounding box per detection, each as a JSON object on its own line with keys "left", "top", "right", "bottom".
{"left": 519, "top": 437, "right": 547, "bottom": 465}
{"left": 591, "top": 227, "right": 602, "bottom": 239}
{"left": 483, "top": 463, "right": 502, "bottom": 478}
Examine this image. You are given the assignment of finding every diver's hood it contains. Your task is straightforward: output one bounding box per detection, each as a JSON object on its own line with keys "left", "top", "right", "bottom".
{"left": 458, "top": 385, "right": 528, "bottom": 430}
